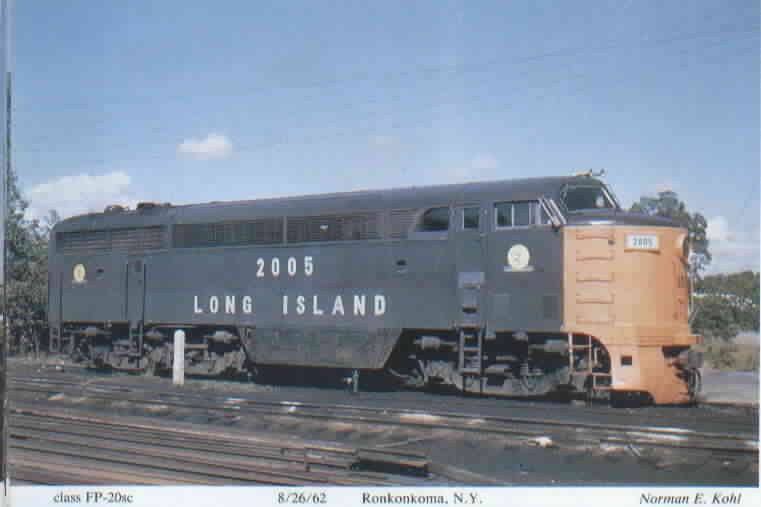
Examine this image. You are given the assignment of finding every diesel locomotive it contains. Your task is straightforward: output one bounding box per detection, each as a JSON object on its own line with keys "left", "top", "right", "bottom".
{"left": 48, "top": 173, "right": 702, "bottom": 404}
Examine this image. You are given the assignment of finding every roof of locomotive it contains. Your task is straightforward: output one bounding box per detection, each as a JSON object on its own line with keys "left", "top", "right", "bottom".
{"left": 53, "top": 175, "right": 608, "bottom": 232}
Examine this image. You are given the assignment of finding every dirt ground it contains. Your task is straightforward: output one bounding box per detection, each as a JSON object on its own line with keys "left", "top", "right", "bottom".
{"left": 5, "top": 356, "right": 759, "bottom": 487}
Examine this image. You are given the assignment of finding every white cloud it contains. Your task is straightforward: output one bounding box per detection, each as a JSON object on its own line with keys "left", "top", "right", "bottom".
{"left": 177, "top": 133, "right": 233, "bottom": 160}
{"left": 26, "top": 171, "right": 140, "bottom": 220}
{"left": 707, "top": 216, "right": 732, "bottom": 242}
{"left": 705, "top": 215, "right": 759, "bottom": 274}
{"left": 652, "top": 182, "right": 675, "bottom": 194}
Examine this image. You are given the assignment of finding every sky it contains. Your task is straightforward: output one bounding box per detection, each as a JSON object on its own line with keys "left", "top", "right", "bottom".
{"left": 1, "top": 0, "right": 9, "bottom": 284}
{"left": 10, "top": 0, "right": 760, "bottom": 274}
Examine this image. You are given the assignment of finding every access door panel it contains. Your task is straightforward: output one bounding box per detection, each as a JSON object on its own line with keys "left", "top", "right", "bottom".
{"left": 486, "top": 200, "right": 563, "bottom": 332}
{"left": 125, "top": 257, "right": 146, "bottom": 328}
{"left": 452, "top": 205, "right": 487, "bottom": 328}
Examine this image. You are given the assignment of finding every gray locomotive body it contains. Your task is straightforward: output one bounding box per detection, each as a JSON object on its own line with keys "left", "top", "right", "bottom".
{"left": 48, "top": 175, "right": 701, "bottom": 402}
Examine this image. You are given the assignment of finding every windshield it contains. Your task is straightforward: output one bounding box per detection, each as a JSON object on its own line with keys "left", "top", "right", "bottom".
{"left": 602, "top": 183, "right": 622, "bottom": 209}
{"left": 561, "top": 185, "right": 617, "bottom": 212}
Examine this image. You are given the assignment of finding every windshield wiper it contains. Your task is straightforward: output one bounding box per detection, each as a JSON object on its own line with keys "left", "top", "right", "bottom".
{"left": 539, "top": 196, "right": 566, "bottom": 227}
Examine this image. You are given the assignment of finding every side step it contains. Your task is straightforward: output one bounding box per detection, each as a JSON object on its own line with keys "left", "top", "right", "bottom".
{"left": 458, "top": 328, "right": 484, "bottom": 391}
{"left": 568, "top": 333, "right": 612, "bottom": 391}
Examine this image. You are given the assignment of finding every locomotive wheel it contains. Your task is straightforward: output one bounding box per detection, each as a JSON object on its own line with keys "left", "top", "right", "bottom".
{"left": 459, "top": 373, "right": 483, "bottom": 393}
{"left": 386, "top": 362, "right": 426, "bottom": 389}
{"left": 520, "top": 374, "right": 540, "bottom": 393}
{"left": 413, "top": 359, "right": 428, "bottom": 388}
{"left": 143, "top": 357, "right": 158, "bottom": 376}
{"left": 69, "top": 341, "right": 88, "bottom": 363}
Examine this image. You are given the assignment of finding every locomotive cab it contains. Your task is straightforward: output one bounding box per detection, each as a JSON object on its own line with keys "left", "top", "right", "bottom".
{"left": 389, "top": 177, "right": 702, "bottom": 404}
{"left": 560, "top": 185, "right": 702, "bottom": 404}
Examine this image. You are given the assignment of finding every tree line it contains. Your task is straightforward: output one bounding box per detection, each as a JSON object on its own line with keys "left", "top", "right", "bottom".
{"left": 1, "top": 175, "right": 759, "bottom": 353}
{"left": 3, "top": 167, "right": 54, "bottom": 354}
{"left": 692, "top": 271, "right": 759, "bottom": 342}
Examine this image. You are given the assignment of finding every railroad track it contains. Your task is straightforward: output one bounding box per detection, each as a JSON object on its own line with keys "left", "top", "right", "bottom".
{"left": 10, "top": 374, "right": 758, "bottom": 460}
{"left": 9, "top": 405, "right": 437, "bottom": 486}
{"left": 12, "top": 365, "right": 758, "bottom": 430}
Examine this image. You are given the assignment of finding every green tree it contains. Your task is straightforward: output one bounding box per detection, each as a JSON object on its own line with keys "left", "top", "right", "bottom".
{"left": 3, "top": 166, "right": 52, "bottom": 355}
{"left": 691, "top": 296, "right": 743, "bottom": 342}
{"left": 696, "top": 271, "right": 760, "bottom": 334}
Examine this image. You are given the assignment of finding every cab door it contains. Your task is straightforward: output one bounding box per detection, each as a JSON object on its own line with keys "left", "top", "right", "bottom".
{"left": 125, "top": 256, "right": 146, "bottom": 330}
{"left": 486, "top": 200, "right": 563, "bottom": 332}
{"left": 452, "top": 205, "right": 488, "bottom": 329}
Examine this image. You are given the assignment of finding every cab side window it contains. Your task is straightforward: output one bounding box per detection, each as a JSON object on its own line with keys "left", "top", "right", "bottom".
{"left": 495, "top": 201, "right": 550, "bottom": 228}
{"left": 513, "top": 201, "right": 530, "bottom": 226}
{"left": 419, "top": 207, "right": 450, "bottom": 232}
{"left": 463, "top": 207, "right": 479, "bottom": 230}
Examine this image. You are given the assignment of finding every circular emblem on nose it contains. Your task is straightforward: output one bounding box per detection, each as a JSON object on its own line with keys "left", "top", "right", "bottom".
{"left": 73, "top": 263, "right": 86, "bottom": 282}
{"left": 507, "top": 244, "right": 530, "bottom": 270}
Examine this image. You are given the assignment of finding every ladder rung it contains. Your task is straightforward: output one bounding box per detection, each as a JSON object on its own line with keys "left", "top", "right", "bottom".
{"left": 458, "top": 327, "right": 483, "bottom": 377}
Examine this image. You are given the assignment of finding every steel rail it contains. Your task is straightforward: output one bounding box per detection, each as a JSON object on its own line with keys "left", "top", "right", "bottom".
{"left": 11, "top": 371, "right": 758, "bottom": 432}
{"left": 8, "top": 406, "right": 429, "bottom": 486}
{"left": 11, "top": 375, "right": 749, "bottom": 441}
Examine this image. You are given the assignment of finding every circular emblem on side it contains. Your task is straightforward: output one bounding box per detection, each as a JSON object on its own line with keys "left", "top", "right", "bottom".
{"left": 507, "top": 244, "right": 530, "bottom": 270}
{"left": 73, "top": 264, "right": 86, "bottom": 283}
